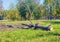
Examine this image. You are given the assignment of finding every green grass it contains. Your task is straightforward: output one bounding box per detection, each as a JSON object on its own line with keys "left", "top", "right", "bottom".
{"left": 0, "top": 20, "right": 60, "bottom": 42}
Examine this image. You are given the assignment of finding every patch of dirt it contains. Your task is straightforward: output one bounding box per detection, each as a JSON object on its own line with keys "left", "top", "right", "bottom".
{"left": 0, "top": 24, "right": 29, "bottom": 30}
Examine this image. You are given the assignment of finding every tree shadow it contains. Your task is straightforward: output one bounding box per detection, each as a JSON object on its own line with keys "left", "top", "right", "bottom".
{"left": 47, "top": 32, "right": 60, "bottom": 36}
{"left": 51, "top": 21, "right": 60, "bottom": 24}
{"left": 36, "top": 32, "right": 60, "bottom": 37}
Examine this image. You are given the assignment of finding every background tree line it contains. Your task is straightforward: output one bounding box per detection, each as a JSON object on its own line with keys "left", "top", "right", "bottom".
{"left": 0, "top": 0, "right": 60, "bottom": 20}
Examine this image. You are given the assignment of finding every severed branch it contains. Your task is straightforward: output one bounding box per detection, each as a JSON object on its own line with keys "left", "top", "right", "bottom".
{"left": 22, "top": 23, "right": 34, "bottom": 28}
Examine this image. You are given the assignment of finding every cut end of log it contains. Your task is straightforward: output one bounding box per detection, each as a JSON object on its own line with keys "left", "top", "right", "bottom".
{"left": 49, "top": 26, "right": 53, "bottom": 31}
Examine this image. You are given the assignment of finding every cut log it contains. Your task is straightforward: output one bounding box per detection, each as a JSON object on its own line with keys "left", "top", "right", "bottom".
{"left": 34, "top": 24, "right": 53, "bottom": 31}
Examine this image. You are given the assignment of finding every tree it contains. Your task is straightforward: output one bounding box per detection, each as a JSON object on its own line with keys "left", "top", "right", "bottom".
{"left": 0, "top": 0, "right": 3, "bottom": 20}
{"left": 4, "top": 3, "right": 20, "bottom": 20}
{"left": 44, "top": 0, "right": 53, "bottom": 19}
{"left": 16, "top": 0, "right": 60, "bottom": 20}
{"left": 17, "top": 0, "right": 42, "bottom": 20}
{"left": 44, "top": 0, "right": 60, "bottom": 19}
{"left": 17, "top": 0, "right": 27, "bottom": 20}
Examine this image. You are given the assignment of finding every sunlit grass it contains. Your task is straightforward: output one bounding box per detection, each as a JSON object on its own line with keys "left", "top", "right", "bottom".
{"left": 0, "top": 20, "right": 60, "bottom": 42}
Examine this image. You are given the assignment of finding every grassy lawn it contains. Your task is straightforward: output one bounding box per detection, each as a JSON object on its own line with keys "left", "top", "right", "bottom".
{"left": 0, "top": 20, "right": 60, "bottom": 42}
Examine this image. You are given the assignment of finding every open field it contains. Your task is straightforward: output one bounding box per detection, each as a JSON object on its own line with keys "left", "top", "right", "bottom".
{"left": 0, "top": 20, "right": 60, "bottom": 42}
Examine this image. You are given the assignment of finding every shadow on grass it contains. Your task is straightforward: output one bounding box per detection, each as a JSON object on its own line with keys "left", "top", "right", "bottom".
{"left": 42, "top": 21, "right": 60, "bottom": 24}
{"left": 27, "top": 32, "right": 60, "bottom": 39}
{"left": 36, "top": 32, "right": 60, "bottom": 38}
{"left": 47, "top": 32, "right": 60, "bottom": 36}
{"left": 51, "top": 21, "right": 60, "bottom": 24}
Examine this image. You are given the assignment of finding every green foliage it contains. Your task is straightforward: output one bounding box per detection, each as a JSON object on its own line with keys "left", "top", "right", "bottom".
{"left": 0, "top": 0, "right": 60, "bottom": 20}
{"left": 4, "top": 10, "right": 20, "bottom": 20}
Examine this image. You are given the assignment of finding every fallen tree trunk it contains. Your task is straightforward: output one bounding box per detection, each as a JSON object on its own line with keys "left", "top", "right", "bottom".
{"left": 34, "top": 24, "right": 53, "bottom": 31}
{"left": 21, "top": 23, "right": 53, "bottom": 31}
